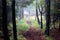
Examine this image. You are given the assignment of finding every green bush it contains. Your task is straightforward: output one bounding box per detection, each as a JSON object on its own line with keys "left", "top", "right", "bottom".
{"left": 31, "top": 20, "right": 41, "bottom": 30}
{"left": 17, "top": 35, "right": 27, "bottom": 40}
{"left": 16, "top": 19, "right": 29, "bottom": 40}
{"left": 16, "top": 19, "right": 29, "bottom": 33}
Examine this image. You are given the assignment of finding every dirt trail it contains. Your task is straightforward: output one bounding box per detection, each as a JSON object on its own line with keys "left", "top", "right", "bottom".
{"left": 23, "top": 20, "right": 60, "bottom": 40}
{"left": 22, "top": 20, "right": 46, "bottom": 40}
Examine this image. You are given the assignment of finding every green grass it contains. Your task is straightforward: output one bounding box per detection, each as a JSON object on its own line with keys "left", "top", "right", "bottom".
{"left": 16, "top": 19, "right": 29, "bottom": 33}
{"left": 9, "top": 17, "right": 54, "bottom": 40}
{"left": 9, "top": 19, "right": 29, "bottom": 40}
{"left": 31, "top": 20, "right": 41, "bottom": 30}
{"left": 17, "top": 35, "right": 27, "bottom": 40}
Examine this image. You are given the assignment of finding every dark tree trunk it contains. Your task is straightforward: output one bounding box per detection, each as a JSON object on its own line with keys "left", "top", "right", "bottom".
{"left": 53, "top": 14, "right": 56, "bottom": 29}
{"left": 39, "top": 5, "right": 43, "bottom": 29}
{"left": 40, "top": 9, "right": 43, "bottom": 29}
{"left": 36, "top": 8, "right": 40, "bottom": 24}
{"left": 21, "top": 7, "right": 24, "bottom": 19}
{"left": 12, "top": 0, "right": 17, "bottom": 40}
{"left": 2, "top": 0, "right": 10, "bottom": 40}
{"left": 36, "top": 1, "right": 40, "bottom": 24}
{"left": 0, "top": 0, "right": 3, "bottom": 30}
{"left": 45, "top": 0, "right": 51, "bottom": 36}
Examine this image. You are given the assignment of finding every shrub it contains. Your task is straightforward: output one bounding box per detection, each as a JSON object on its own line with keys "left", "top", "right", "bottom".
{"left": 16, "top": 19, "right": 29, "bottom": 34}
{"left": 31, "top": 20, "right": 41, "bottom": 30}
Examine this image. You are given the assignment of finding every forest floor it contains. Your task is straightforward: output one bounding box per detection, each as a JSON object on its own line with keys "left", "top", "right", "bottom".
{"left": 22, "top": 20, "right": 60, "bottom": 40}
{"left": 0, "top": 20, "right": 60, "bottom": 40}
{"left": 22, "top": 20, "right": 46, "bottom": 40}
{"left": 50, "top": 28, "right": 60, "bottom": 40}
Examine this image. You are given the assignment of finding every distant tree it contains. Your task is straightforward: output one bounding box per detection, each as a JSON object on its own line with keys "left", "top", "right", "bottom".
{"left": 36, "top": 0, "right": 40, "bottom": 24}
{"left": 38, "top": 5, "right": 43, "bottom": 29}
{"left": 36, "top": 6, "right": 40, "bottom": 24}
{"left": 15, "top": 0, "right": 35, "bottom": 19}
{"left": 37, "top": 0, "right": 45, "bottom": 29}
{"left": 50, "top": 0, "right": 60, "bottom": 29}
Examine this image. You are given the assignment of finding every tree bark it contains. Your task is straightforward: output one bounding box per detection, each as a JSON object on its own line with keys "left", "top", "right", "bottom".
{"left": 2, "top": 0, "right": 10, "bottom": 40}
{"left": 45, "top": 0, "right": 51, "bottom": 36}
{"left": 12, "top": 0, "right": 17, "bottom": 40}
{"left": 36, "top": 8, "right": 40, "bottom": 24}
{"left": 38, "top": 5, "right": 43, "bottom": 29}
{"left": 36, "top": 1, "right": 40, "bottom": 24}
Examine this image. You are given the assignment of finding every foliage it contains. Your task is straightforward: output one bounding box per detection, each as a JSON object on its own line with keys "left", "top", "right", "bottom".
{"left": 16, "top": 19, "right": 29, "bottom": 33}
{"left": 17, "top": 35, "right": 27, "bottom": 40}
{"left": 10, "top": 35, "right": 27, "bottom": 40}
{"left": 16, "top": 0, "right": 35, "bottom": 7}
{"left": 16, "top": 19, "right": 29, "bottom": 40}
{"left": 31, "top": 20, "right": 40, "bottom": 30}
{"left": 7, "top": 0, "right": 12, "bottom": 6}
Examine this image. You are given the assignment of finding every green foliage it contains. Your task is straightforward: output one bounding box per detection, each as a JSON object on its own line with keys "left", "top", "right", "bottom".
{"left": 16, "top": 0, "right": 35, "bottom": 7}
{"left": 16, "top": 19, "right": 29, "bottom": 40}
{"left": 16, "top": 19, "right": 29, "bottom": 33}
{"left": 17, "top": 35, "right": 27, "bottom": 40}
{"left": 36, "top": 0, "right": 45, "bottom": 8}
{"left": 31, "top": 20, "right": 41, "bottom": 30}
{"left": 7, "top": 0, "right": 12, "bottom": 6}
{"left": 10, "top": 35, "right": 27, "bottom": 40}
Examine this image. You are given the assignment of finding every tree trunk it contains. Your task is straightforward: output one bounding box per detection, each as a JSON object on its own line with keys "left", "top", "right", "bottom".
{"left": 45, "top": 0, "right": 50, "bottom": 36}
{"left": 2, "top": 0, "right": 10, "bottom": 40}
{"left": 36, "top": 1, "right": 40, "bottom": 24}
{"left": 36, "top": 8, "right": 40, "bottom": 24}
{"left": 12, "top": 0, "right": 17, "bottom": 40}
{"left": 53, "top": 14, "right": 56, "bottom": 29}
{"left": 38, "top": 5, "right": 43, "bottom": 29}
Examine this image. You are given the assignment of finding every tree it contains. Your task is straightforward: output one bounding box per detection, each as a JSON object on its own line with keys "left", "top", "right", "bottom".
{"left": 36, "top": 6, "right": 40, "bottom": 24}
{"left": 36, "top": 0, "right": 40, "bottom": 24}
{"left": 45, "top": 0, "right": 51, "bottom": 36}
{"left": 37, "top": 0, "right": 45, "bottom": 29}
{"left": 2, "top": 0, "right": 10, "bottom": 40}
{"left": 50, "top": 0, "right": 60, "bottom": 30}
{"left": 0, "top": 0, "right": 2, "bottom": 30}
{"left": 15, "top": 0, "right": 35, "bottom": 19}
{"left": 38, "top": 5, "right": 43, "bottom": 29}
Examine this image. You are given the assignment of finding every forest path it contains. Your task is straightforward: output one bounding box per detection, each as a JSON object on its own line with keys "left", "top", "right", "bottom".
{"left": 22, "top": 20, "right": 46, "bottom": 40}
{"left": 23, "top": 20, "right": 60, "bottom": 40}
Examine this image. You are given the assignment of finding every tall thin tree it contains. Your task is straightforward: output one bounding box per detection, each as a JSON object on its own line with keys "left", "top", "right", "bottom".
{"left": 38, "top": 5, "right": 43, "bottom": 29}
{"left": 53, "top": 0, "right": 56, "bottom": 29}
{"left": 2, "top": 0, "right": 10, "bottom": 40}
{"left": 36, "top": 0, "right": 40, "bottom": 24}
{"left": 12, "top": 0, "right": 17, "bottom": 40}
{"left": 45, "top": 0, "right": 51, "bottom": 36}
